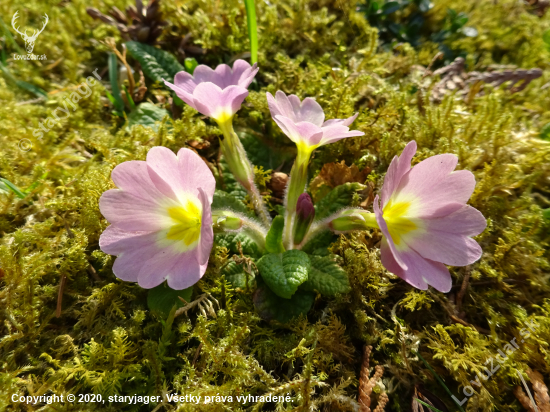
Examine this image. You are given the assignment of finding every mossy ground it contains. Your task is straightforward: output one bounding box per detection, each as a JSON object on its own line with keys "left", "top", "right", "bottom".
{"left": 0, "top": 0, "right": 549, "bottom": 411}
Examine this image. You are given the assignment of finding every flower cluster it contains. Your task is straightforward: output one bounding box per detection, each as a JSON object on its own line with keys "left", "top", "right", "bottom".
{"left": 99, "top": 59, "right": 486, "bottom": 316}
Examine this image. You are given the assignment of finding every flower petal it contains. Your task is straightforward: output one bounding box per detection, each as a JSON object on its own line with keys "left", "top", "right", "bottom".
{"left": 164, "top": 76, "right": 196, "bottom": 109}
{"left": 405, "top": 232, "right": 482, "bottom": 266}
{"left": 295, "top": 97, "right": 325, "bottom": 126}
{"left": 111, "top": 160, "right": 166, "bottom": 201}
{"left": 99, "top": 189, "right": 168, "bottom": 232}
{"left": 424, "top": 204, "right": 487, "bottom": 236}
{"left": 267, "top": 91, "right": 296, "bottom": 121}
{"left": 131, "top": 246, "right": 204, "bottom": 290}
{"left": 232, "top": 60, "right": 258, "bottom": 88}
{"left": 193, "top": 63, "right": 228, "bottom": 88}
{"left": 273, "top": 115, "right": 324, "bottom": 146}
{"left": 380, "top": 141, "right": 417, "bottom": 207}
{"left": 99, "top": 225, "right": 155, "bottom": 255}
{"left": 112, "top": 248, "right": 158, "bottom": 283}
{"left": 193, "top": 83, "right": 249, "bottom": 120}
{"left": 198, "top": 187, "right": 214, "bottom": 265}
{"left": 373, "top": 195, "right": 407, "bottom": 270}
{"left": 137, "top": 249, "right": 194, "bottom": 289}
{"left": 146, "top": 147, "right": 215, "bottom": 202}
{"left": 322, "top": 112, "right": 359, "bottom": 127}
{"left": 381, "top": 238, "right": 452, "bottom": 292}
{"left": 394, "top": 154, "right": 476, "bottom": 218}
{"left": 172, "top": 71, "right": 197, "bottom": 95}
{"left": 319, "top": 124, "right": 364, "bottom": 145}
{"left": 166, "top": 254, "right": 206, "bottom": 290}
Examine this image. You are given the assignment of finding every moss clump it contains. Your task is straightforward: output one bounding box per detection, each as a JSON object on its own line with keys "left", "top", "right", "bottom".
{"left": 0, "top": 0, "right": 549, "bottom": 410}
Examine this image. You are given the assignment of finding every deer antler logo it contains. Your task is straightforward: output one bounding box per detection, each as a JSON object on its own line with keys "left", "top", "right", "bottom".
{"left": 11, "top": 11, "right": 49, "bottom": 54}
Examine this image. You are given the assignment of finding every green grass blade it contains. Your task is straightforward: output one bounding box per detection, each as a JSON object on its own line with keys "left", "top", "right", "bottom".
{"left": 0, "top": 178, "right": 27, "bottom": 199}
{"left": 415, "top": 398, "right": 445, "bottom": 412}
{"left": 122, "top": 85, "right": 136, "bottom": 111}
{"left": 108, "top": 53, "right": 125, "bottom": 112}
{"left": 0, "top": 17, "right": 23, "bottom": 53}
{"left": 244, "top": 0, "right": 258, "bottom": 64}
{"left": 415, "top": 351, "right": 466, "bottom": 412}
{"left": 0, "top": 63, "right": 47, "bottom": 98}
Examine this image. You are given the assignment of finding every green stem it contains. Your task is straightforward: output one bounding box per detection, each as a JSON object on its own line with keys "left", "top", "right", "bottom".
{"left": 212, "top": 209, "right": 267, "bottom": 250}
{"left": 243, "top": 0, "right": 258, "bottom": 64}
{"left": 283, "top": 148, "right": 312, "bottom": 249}
{"left": 217, "top": 120, "right": 271, "bottom": 228}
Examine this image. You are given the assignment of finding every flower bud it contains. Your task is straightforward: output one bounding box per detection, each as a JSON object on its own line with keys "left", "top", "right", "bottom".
{"left": 212, "top": 211, "right": 243, "bottom": 231}
{"left": 328, "top": 209, "right": 378, "bottom": 233}
{"left": 293, "top": 193, "right": 315, "bottom": 245}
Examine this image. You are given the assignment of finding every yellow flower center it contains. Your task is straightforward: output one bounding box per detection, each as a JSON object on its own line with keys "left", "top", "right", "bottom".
{"left": 383, "top": 200, "right": 417, "bottom": 246}
{"left": 166, "top": 200, "right": 202, "bottom": 246}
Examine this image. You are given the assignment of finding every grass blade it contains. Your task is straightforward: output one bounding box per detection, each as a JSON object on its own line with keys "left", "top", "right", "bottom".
{"left": 108, "top": 53, "right": 125, "bottom": 113}
{"left": 415, "top": 398, "right": 445, "bottom": 412}
{"left": 244, "top": 0, "right": 258, "bottom": 64}
{"left": 0, "top": 178, "right": 27, "bottom": 199}
{"left": 415, "top": 351, "right": 466, "bottom": 412}
{"left": 0, "top": 62, "right": 47, "bottom": 98}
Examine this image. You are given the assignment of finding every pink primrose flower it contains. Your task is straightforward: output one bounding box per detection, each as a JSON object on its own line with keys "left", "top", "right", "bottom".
{"left": 266, "top": 91, "right": 364, "bottom": 150}
{"left": 164, "top": 59, "right": 258, "bottom": 123}
{"left": 99, "top": 147, "right": 215, "bottom": 290}
{"left": 374, "top": 141, "right": 486, "bottom": 292}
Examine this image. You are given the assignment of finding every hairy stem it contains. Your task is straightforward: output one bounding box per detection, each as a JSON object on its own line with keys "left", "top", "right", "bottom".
{"left": 217, "top": 120, "right": 271, "bottom": 228}
{"left": 283, "top": 148, "right": 312, "bottom": 249}
{"left": 212, "top": 209, "right": 267, "bottom": 250}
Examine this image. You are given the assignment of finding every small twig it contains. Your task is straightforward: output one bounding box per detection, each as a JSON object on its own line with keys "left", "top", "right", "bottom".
{"left": 455, "top": 265, "right": 471, "bottom": 313}
{"left": 87, "top": 264, "right": 101, "bottom": 282}
{"left": 56, "top": 275, "right": 67, "bottom": 318}
{"left": 428, "top": 289, "right": 491, "bottom": 335}
{"left": 421, "top": 52, "right": 444, "bottom": 80}
{"left": 192, "top": 342, "right": 203, "bottom": 366}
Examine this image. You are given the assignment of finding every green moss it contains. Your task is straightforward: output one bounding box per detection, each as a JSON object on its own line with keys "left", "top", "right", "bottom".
{"left": 0, "top": 0, "right": 549, "bottom": 410}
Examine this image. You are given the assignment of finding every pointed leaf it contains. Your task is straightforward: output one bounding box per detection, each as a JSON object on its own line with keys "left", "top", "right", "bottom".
{"left": 300, "top": 255, "right": 350, "bottom": 296}
{"left": 257, "top": 250, "right": 310, "bottom": 299}
{"left": 265, "top": 215, "right": 285, "bottom": 253}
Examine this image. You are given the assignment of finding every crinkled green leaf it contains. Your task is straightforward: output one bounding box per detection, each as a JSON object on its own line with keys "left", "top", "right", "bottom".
{"left": 222, "top": 261, "right": 254, "bottom": 289}
{"left": 126, "top": 41, "right": 184, "bottom": 83}
{"left": 314, "top": 182, "right": 365, "bottom": 220}
{"left": 301, "top": 230, "right": 336, "bottom": 256}
{"left": 265, "top": 216, "right": 285, "bottom": 253}
{"left": 212, "top": 190, "right": 252, "bottom": 217}
{"left": 215, "top": 232, "right": 261, "bottom": 259}
{"left": 127, "top": 102, "right": 169, "bottom": 131}
{"left": 147, "top": 283, "right": 193, "bottom": 318}
{"left": 253, "top": 278, "right": 314, "bottom": 323}
{"left": 257, "top": 250, "right": 310, "bottom": 299}
{"left": 300, "top": 255, "right": 350, "bottom": 296}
